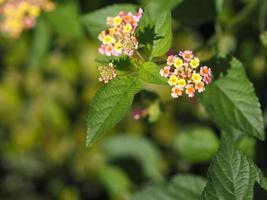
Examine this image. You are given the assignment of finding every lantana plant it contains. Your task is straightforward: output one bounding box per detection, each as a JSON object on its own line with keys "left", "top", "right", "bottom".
{"left": 84, "top": 1, "right": 267, "bottom": 200}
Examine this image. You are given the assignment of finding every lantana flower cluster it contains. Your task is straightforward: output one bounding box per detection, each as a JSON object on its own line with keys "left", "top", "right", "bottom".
{"left": 98, "top": 8, "right": 143, "bottom": 57}
{"left": 160, "top": 50, "right": 212, "bottom": 98}
{"left": 0, "top": 0, "right": 54, "bottom": 38}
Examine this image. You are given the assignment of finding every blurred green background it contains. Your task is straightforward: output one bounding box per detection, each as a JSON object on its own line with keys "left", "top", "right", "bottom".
{"left": 0, "top": 0, "right": 267, "bottom": 199}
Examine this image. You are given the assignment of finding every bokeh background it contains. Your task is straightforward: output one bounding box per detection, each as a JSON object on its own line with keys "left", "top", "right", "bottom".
{"left": 0, "top": 0, "right": 267, "bottom": 199}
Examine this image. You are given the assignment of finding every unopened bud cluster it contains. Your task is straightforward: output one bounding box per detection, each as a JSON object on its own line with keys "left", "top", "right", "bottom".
{"left": 98, "top": 63, "right": 117, "bottom": 84}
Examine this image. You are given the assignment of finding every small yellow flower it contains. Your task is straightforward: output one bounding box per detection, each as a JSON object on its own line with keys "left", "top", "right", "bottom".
{"left": 123, "top": 24, "right": 132, "bottom": 33}
{"left": 177, "top": 79, "right": 186, "bottom": 87}
{"left": 103, "top": 35, "right": 113, "bottom": 44}
{"left": 168, "top": 75, "right": 178, "bottom": 86}
{"left": 114, "top": 42, "right": 122, "bottom": 52}
{"left": 190, "top": 57, "right": 200, "bottom": 68}
{"left": 113, "top": 16, "right": 122, "bottom": 26}
{"left": 192, "top": 73, "right": 202, "bottom": 83}
{"left": 109, "top": 28, "right": 116, "bottom": 35}
{"left": 174, "top": 58, "right": 183, "bottom": 68}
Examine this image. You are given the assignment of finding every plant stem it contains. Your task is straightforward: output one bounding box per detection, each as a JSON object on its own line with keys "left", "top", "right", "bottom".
{"left": 227, "top": 0, "right": 259, "bottom": 31}
{"left": 135, "top": 50, "right": 145, "bottom": 62}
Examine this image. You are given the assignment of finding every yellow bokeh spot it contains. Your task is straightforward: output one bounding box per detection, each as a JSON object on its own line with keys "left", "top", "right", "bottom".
{"left": 177, "top": 79, "right": 186, "bottom": 87}
{"left": 43, "top": 1, "right": 55, "bottom": 11}
{"left": 190, "top": 58, "right": 200, "bottom": 68}
{"left": 174, "top": 58, "right": 183, "bottom": 68}
{"left": 168, "top": 75, "right": 178, "bottom": 86}
{"left": 28, "top": 6, "right": 41, "bottom": 17}
{"left": 192, "top": 73, "right": 202, "bottom": 83}
{"left": 113, "top": 16, "right": 122, "bottom": 26}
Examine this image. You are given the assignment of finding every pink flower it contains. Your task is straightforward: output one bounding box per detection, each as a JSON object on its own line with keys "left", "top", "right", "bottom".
{"left": 132, "top": 109, "right": 144, "bottom": 120}
{"left": 195, "top": 81, "right": 205, "bottom": 93}
{"left": 160, "top": 66, "right": 171, "bottom": 77}
{"left": 171, "top": 85, "right": 183, "bottom": 98}
{"left": 104, "top": 44, "right": 113, "bottom": 56}
{"left": 179, "top": 50, "right": 194, "bottom": 62}
{"left": 167, "top": 55, "right": 175, "bottom": 65}
{"left": 200, "top": 66, "right": 212, "bottom": 84}
{"left": 98, "top": 45, "right": 106, "bottom": 55}
{"left": 185, "top": 84, "right": 195, "bottom": 97}
{"left": 200, "top": 66, "right": 212, "bottom": 77}
{"left": 24, "top": 17, "right": 36, "bottom": 29}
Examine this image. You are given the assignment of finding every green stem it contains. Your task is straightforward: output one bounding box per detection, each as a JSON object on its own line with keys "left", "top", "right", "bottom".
{"left": 226, "top": 0, "right": 259, "bottom": 31}
{"left": 259, "top": 0, "right": 267, "bottom": 33}
{"left": 135, "top": 50, "right": 145, "bottom": 62}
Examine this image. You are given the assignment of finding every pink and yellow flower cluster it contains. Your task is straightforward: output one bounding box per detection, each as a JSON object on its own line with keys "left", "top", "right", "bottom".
{"left": 98, "top": 8, "right": 143, "bottom": 57}
{"left": 0, "top": 0, "right": 54, "bottom": 38}
{"left": 160, "top": 50, "right": 212, "bottom": 98}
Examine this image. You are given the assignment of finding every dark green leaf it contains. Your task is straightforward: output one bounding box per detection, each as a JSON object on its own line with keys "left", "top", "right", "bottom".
{"left": 44, "top": 1, "right": 83, "bottom": 39}
{"left": 130, "top": 174, "right": 206, "bottom": 200}
{"left": 174, "top": 127, "right": 219, "bottom": 163}
{"left": 139, "top": 2, "right": 172, "bottom": 57}
{"left": 131, "top": 186, "right": 173, "bottom": 200}
{"left": 97, "top": 166, "right": 132, "bottom": 199}
{"left": 201, "top": 133, "right": 265, "bottom": 200}
{"left": 153, "top": 0, "right": 183, "bottom": 10}
{"left": 173, "top": 0, "right": 216, "bottom": 26}
{"left": 238, "top": 137, "right": 256, "bottom": 158}
{"left": 102, "top": 135, "right": 162, "bottom": 180}
{"left": 82, "top": 4, "right": 137, "bottom": 38}
{"left": 199, "top": 58, "right": 265, "bottom": 140}
{"left": 86, "top": 76, "right": 142, "bottom": 146}
{"left": 167, "top": 175, "right": 207, "bottom": 200}
{"left": 28, "top": 18, "right": 51, "bottom": 68}
{"left": 140, "top": 62, "right": 168, "bottom": 84}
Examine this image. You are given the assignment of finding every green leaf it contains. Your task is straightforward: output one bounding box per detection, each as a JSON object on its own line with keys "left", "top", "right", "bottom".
{"left": 44, "top": 1, "right": 82, "bottom": 39}
{"left": 86, "top": 76, "right": 142, "bottom": 147}
{"left": 199, "top": 58, "right": 265, "bottom": 140}
{"left": 174, "top": 127, "right": 219, "bottom": 163}
{"left": 140, "top": 62, "right": 168, "bottom": 84}
{"left": 82, "top": 4, "right": 137, "bottom": 38}
{"left": 174, "top": 0, "right": 216, "bottom": 26}
{"left": 256, "top": 167, "right": 267, "bottom": 191}
{"left": 238, "top": 137, "right": 256, "bottom": 158}
{"left": 131, "top": 186, "right": 173, "bottom": 200}
{"left": 140, "top": 2, "right": 172, "bottom": 57}
{"left": 97, "top": 166, "right": 132, "bottom": 199}
{"left": 102, "top": 135, "right": 162, "bottom": 180}
{"left": 28, "top": 18, "right": 51, "bottom": 68}
{"left": 201, "top": 133, "right": 265, "bottom": 200}
{"left": 130, "top": 174, "right": 206, "bottom": 200}
{"left": 167, "top": 175, "right": 207, "bottom": 200}
{"left": 153, "top": 0, "right": 183, "bottom": 10}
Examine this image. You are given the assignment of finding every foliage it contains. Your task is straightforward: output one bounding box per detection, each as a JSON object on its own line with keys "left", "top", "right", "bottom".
{"left": 0, "top": 0, "right": 267, "bottom": 199}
